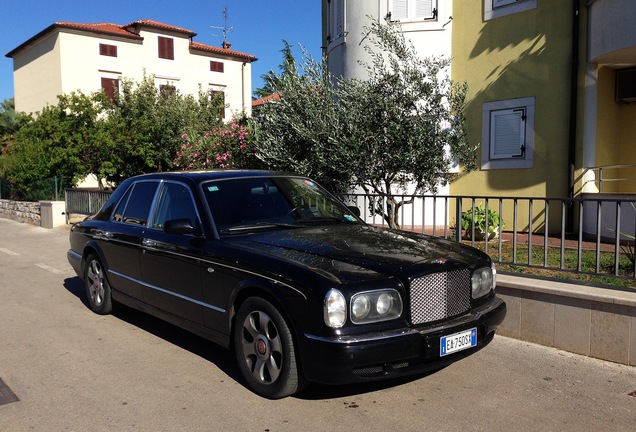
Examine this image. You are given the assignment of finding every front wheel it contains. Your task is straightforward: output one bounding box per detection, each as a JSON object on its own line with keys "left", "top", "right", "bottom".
{"left": 84, "top": 254, "right": 113, "bottom": 315}
{"left": 234, "top": 297, "right": 306, "bottom": 399}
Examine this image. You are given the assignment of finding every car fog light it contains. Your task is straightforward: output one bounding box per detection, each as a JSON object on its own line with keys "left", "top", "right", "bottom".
{"left": 376, "top": 292, "right": 393, "bottom": 315}
{"left": 352, "top": 295, "right": 371, "bottom": 320}
{"left": 324, "top": 289, "right": 346, "bottom": 328}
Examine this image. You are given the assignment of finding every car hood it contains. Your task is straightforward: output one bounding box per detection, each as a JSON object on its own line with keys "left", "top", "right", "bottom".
{"left": 228, "top": 223, "right": 486, "bottom": 280}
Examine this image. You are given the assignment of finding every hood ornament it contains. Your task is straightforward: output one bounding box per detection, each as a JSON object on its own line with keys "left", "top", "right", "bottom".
{"left": 432, "top": 258, "right": 447, "bottom": 264}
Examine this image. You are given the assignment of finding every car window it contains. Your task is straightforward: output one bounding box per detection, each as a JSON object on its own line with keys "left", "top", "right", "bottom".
{"left": 116, "top": 181, "right": 159, "bottom": 226}
{"left": 152, "top": 182, "right": 199, "bottom": 230}
{"left": 203, "top": 177, "right": 359, "bottom": 232}
{"left": 113, "top": 185, "right": 133, "bottom": 223}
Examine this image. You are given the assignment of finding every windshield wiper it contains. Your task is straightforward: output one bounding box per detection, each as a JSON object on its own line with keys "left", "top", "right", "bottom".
{"left": 296, "top": 217, "right": 351, "bottom": 225}
{"left": 220, "top": 222, "right": 301, "bottom": 234}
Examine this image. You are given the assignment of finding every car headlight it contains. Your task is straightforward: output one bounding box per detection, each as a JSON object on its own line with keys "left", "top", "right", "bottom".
{"left": 324, "top": 289, "right": 346, "bottom": 328}
{"left": 471, "top": 266, "right": 494, "bottom": 299}
{"left": 350, "top": 290, "right": 402, "bottom": 324}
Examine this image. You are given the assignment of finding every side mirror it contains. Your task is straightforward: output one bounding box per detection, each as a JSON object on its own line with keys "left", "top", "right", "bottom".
{"left": 164, "top": 218, "right": 202, "bottom": 236}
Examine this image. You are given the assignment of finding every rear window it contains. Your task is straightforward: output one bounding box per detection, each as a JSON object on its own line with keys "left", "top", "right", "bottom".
{"left": 112, "top": 181, "right": 159, "bottom": 226}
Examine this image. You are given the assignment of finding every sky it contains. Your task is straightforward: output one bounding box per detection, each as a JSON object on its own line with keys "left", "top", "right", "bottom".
{"left": 0, "top": 0, "right": 322, "bottom": 102}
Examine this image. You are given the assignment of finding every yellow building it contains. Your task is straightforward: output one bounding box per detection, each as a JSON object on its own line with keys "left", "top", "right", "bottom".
{"left": 453, "top": 0, "right": 636, "bottom": 199}
{"left": 323, "top": 0, "right": 636, "bottom": 233}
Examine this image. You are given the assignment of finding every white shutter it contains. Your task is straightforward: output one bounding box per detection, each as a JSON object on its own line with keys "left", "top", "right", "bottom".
{"left": 392, "top": 0, "right": 409, "bottom": 20}
{"left": 493, "top": 0, "right": 518, "bottom": 8}
{"left": 490, "top": 108, "right": 525, "bottom": 159}
{"left": 415, "top": 0, "right": 435, "bottom": 19}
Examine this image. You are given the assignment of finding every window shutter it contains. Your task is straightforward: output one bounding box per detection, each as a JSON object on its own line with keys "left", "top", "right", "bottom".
{"left": 101, "top": 77, "right": 119, "bottom": 101}
{"left": 210, "top": 61, "right": 224, "bottom": 73}
{"left": 415, "top": 0, "right": 435, "bottom": 19}
{"left": 158, "top": 36, "right": 174, "bottom": 60}
{"left": 99, "top": 44, "right": 117, "bottom": 57}
{"left": 211, "top": 90, "right": 225, "bottom": 119}
{"left": 392, "top": 0, "right": 409, "bottom": 20}
{"left": 490, "top": 108, "right": 525, "bottom": 159}
{"left": 493, "top": 0, "right": 518, "bottom": 7}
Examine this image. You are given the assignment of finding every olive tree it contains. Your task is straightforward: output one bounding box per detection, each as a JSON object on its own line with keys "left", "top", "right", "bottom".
{"left": 341, "top": 19, "right": 474, "bottom": 227}
{"left": 253, "top": 20, "right": 475, "bottom": 228}
{"left": 253, "top": 53, "right": 358, "bottom": 194}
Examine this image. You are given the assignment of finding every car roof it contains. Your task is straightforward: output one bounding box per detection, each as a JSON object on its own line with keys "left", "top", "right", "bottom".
{"left": 129, "top": 170, "right": 294, "bottom": 184}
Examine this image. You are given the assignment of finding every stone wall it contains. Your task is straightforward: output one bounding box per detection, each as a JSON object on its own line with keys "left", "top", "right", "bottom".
{"left": 0, "top": 199, "right": 41, "bottom": 225}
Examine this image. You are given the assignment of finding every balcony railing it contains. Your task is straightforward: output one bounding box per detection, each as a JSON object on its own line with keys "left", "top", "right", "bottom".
{"left": 583, "top": 163, "right": 636, "bottom": 193}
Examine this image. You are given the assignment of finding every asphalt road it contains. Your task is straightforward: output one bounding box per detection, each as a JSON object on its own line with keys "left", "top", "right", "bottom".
{"left": 0, "top": 217, "right": 635, "bottom": 432}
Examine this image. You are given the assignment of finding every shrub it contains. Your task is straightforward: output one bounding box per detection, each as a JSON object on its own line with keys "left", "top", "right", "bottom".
{"left": 173, "top": 121, "right": 259, "bottom": 170}
{"left": 461, "top": 204, "right": 505, "bottom": 239}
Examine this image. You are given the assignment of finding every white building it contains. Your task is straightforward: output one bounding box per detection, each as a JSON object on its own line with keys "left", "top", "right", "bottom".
{"left": 323, "top": 0, "right": 454, "bottom": 228}
{"left": 6, "top": 19, "right": 257, "bottom": 120}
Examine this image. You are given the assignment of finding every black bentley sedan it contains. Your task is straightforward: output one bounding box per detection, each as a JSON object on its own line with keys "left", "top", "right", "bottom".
{"left": 68, "top": 170, "right": 506, "bottom": 398}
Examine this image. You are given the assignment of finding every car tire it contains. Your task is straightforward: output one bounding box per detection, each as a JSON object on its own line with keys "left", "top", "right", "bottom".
{"left": 234, "top": 297, "right": 306, "bottom": 399}
{"left": 84, "top": 254, "right": 113, "bottom": 315}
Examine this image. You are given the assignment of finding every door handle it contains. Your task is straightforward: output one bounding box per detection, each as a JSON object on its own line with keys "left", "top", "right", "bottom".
{"left": 142, "top": 239, "right": 157, "bottom": 247}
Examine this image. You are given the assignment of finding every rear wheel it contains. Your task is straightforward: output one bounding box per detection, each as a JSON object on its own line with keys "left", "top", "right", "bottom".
{"left": 234, "top": 297, "right": 305, "bottom": 399}
{"left": 84, "top": 254, "right": 113, "bottom": 315}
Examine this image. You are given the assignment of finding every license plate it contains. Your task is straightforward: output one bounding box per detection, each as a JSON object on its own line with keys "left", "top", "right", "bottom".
{"left": 440, "top": 328, "right": 477, "bottom": 356}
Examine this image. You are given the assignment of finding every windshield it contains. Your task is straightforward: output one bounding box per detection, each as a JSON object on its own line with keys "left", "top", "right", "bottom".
{"left": 202, "top": 176, "right": 361, "bottom": 234}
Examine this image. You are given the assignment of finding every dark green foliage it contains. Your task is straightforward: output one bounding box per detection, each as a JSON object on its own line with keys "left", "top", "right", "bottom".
{"left": 0, "top": 76, "right": 224, "bottom": 199}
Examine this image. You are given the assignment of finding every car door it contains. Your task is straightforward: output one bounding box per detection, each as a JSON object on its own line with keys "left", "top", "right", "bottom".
{"left": 99, "top": 180, "right": 160, "bottom": 300}
{"left": 139, "top": 181, "right": 206, "bottom": 325}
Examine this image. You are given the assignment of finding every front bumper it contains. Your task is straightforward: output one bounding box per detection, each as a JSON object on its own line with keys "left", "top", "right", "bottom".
{"left": 300, "top": 296, "right": 506, "bottom": 384}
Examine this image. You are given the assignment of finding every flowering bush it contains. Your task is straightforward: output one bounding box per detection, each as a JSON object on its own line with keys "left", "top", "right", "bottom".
{"left": 173, "top": 121, "right": 257, "bottom": 170}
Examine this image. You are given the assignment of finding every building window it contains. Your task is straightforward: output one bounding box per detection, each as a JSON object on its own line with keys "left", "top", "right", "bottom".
{"left": 160, "top": 84, "right": 176, "bottom": 98}
{"left": 327, "top": 0, "right": 345, "bottom": 45}
{"left": 101, "top": 77, "right": 119, "bottom": 101}
{"left": 158, "top": 36, "right": 174, "bottom": 60}
{"left": 390, "top": 0, "right": 438, "bottom": 22}
{"left": 211, "top": 90, "right": 225, "bottom": 119}
{"left": 210, "top": 61, "right": 224, "bottom": 73}
{"left": 481, "top": 97, "right": 534, "bottom": 170}
{"left": 484, "top": 0, "right": 537, "bottom": 21}
{"left": 99, "top": 43, "right": 117, "bottom": 57}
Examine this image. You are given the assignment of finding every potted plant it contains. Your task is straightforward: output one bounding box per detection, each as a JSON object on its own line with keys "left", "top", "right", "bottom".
{"left": 461, "top": 204, "right": 504, "bottom": 240}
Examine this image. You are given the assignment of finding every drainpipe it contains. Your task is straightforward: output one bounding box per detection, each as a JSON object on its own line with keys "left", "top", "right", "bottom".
{"left": 242, "top": 61, "right": 246, "bottom": 113}
{"left": 567, "top": 0, "right": 580, "bottom": 233}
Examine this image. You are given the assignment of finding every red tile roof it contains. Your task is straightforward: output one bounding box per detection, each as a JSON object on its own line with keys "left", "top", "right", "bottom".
{"left": 6, "top": 19, "right": 257, "bottom": 62}
{"left": 54, "top": 21, "right": 142, "bottom": 39}
{"left": 123, "top": 19, "right": 197, "bottom": 37}
{"left": 252, "top": 92, "right": 281, "bottom": 107}
{"left": 190, "top": 41, "right": 257, "bottom": 62}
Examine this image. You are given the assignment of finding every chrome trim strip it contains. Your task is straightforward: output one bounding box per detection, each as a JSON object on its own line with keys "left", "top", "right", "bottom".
{"left": 67, "top": 249, "right": 82, "bottom": 262}
{"left": 108, "top": 269, "right": 226, "bottom": 313}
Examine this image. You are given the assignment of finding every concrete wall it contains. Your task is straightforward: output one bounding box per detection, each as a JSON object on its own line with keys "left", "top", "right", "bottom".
{"left": 497, "top": 274, "right": 636, "bottom": 366}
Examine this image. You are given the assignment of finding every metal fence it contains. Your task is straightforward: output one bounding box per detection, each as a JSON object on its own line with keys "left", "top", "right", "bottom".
{"left": 345, "top": 193, "right": 636, "bottom": 281}
{"left": 64, "top": 188, "right": 112, "bottom": 222}
{"left": 64, "top": 187, "right": 636, "bottom": 281}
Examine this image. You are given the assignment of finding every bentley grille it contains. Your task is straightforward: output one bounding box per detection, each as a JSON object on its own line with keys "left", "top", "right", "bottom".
{"left": 409, "top": 269, "right": 471, "bottom": 325}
